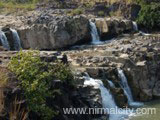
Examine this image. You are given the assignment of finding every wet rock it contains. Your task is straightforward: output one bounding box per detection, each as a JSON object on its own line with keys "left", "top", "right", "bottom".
{"left": 86, "top": 68, "right": 100, "bottom": 78}
{"left": 111, "top": 88, "right": 127, "bottom": 107}
{"left": 95, "top": 18, "right": 109, "bottom": 40}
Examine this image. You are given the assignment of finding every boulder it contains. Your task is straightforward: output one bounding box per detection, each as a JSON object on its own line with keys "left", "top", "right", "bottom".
{"left": 95, "top": 18, "right": 134, "bottom": 40}
{"left": 18, "top": 15, "right": 91, "bottom": 50}
{"left": 95, "top": 18, "right": 109, "bottom": 40}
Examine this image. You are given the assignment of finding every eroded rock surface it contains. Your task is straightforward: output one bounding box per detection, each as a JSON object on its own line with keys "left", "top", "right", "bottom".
{"left": 65, "top": 34, "right": 160, "bottom": 105}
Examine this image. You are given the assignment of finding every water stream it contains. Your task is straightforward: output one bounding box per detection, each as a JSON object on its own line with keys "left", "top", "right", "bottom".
{"left": 89, "top": 20, "right": 103, "bottom": 45}
{"left": 10, "top": 28, "right": 22, "bottom": 50}
{"left": 0, "top": 31, "right": 10, "bottom": 50}
{"left": 118, "top": 69, "right": 144, "bottom": 107}
{"left": 108, "top": 80, "right": 116, "bottom": 88}
{"left": 132, "top": 21, "right": 150, "bottom": 36}
{"left": 132, "top": 21, "right": 138, "bottom": 31}
{"left": 84, "top": 73, "right": 131, "bottom": 120}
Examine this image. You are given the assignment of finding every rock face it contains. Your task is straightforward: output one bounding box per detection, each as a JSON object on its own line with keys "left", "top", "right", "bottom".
{"left": 95, "top": 18, "right": 134, "bottom": 40}
{"left": 0, "top": 13, "right": 138, "bottom": 50}
{"left": 18, "top": 15, "right": 91, "bottom": 50}
{"left": 124, "top": 51, "right": 160, "bottom": 101}
{"left": 66, "top": 34, "right": 160, "bottom": 106}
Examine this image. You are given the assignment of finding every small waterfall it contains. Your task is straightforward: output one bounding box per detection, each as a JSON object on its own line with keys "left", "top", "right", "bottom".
{"left": 89, "top": 20, "right": 102, "bottom": 45}
{"left": 108, "top": 80, "right": 115, "bottom": 88}
{"left": 84, "top": 73, "right": 130, "bottom": 120}
{"left": 132, "top": 21, "right": 151, "bottom": 36}
{"left": 10, "top": 28, "right": 22, "bottom": 50}
{"left": 118, "top": 69, "right": 144, "bottom": 107}
{"left": 0, "top": 31, "right": 10, "bottom": 50}
{"left": 132, "top": 21, "right": 138, "bottom": 31}
{"left": 118, "top": 69, "right": 134, "bottom": 103}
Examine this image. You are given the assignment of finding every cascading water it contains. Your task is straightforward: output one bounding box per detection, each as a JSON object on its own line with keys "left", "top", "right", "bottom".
{"left": 108, "top": 80, "right": 115, "bottom": 88}
{"left": 10, "top": 28, "right": 22, "bottom": 50}
{"left": 118, "top": 69, "right": 144, "bottom": 107}
{"left": 132, "top": 21, "right": 150, "bottom": 36}
{"left": 132, "top": 21, "right": 138, "bottom": 31}
{"left": 0, "top": 31, "right": 10, "bottom": 50}
{"left": 83, "top": 73, "right": 130, "bottom": 120}
{"left": 89, "top": 20, "right": 102, "bottom": 45}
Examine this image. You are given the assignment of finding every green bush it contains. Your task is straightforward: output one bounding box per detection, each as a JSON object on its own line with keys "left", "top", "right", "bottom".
{"left": 98, "top": 11, "right": 105, "bottom": 17}
{"left": 8, "top": 50, "right": 74, "bottom": 120}
{"left": 136, "top": 2, "right": 160, "bottom": 29}
{"left": 69, "top": 8, "right": 84, "bottom": 16}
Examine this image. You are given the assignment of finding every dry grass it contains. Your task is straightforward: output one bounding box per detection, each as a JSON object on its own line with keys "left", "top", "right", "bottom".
{"left": 0, "top": 67, "right": 8, "bottom": 118}
{"left": 72, "top": 0, "right": 134, "bottom": 4}
{"left": 0, "top": 1, "right": 37, "bottom": 14}
{"left": 109, "top": 9, "right": 122, "bottom": 17}
{"left": 0, "top": 67, "right": 28, "bottom": 120}
{"left": 0, "top": 68, "right": 9, "bottom": 87}
{"left": 9, "top": 97, "right": 28, "bottom": 120}
{"left": 0, "top": 89, "right": 5, "bottom": 117}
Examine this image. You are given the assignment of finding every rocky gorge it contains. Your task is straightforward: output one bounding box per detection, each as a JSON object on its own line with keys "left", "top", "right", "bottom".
{"left": 0, "top": 1, "right": 160, "bottom": 120}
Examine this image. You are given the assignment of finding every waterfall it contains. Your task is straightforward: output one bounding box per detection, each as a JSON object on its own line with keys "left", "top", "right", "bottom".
{"left": 108, "top": 80, "right": 115, "bottom": 88}
{"left": 89, "top": 20, "right": 102, "bottom": 45}
{"left": 83, "top": 73, "right": 130, "bottom": 120}
{"left": 132, "top": 21, "right": 150, "bottom": 36}
{"left": 132, "top": 21, "right": 138, "bottom": 31}
{"left": 10, "top": 28, "right": 22, "bottom": 50}
{"left": 0, "top": 31, "right": 10, "bottom": 50}
{"left": 118, "top": 69, "right": 144, "bottom": 107}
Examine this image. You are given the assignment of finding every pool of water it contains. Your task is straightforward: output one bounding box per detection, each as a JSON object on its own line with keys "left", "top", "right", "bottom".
{"left": 130, "top": 100, "right": 160, "bottom": 120}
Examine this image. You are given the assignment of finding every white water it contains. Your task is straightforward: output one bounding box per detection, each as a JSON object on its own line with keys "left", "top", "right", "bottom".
{"left": 132, "top": 21, "right": 138, "bottom": 31}
{"left": 108, "top": 80, "right": 116, "bottom": 88}
{"left": 10, "top": 28, "right": 22, "bottom": 50}
{"left": 84, "top": 73, "right": 131, "bottom": 120}
{"left": 132, "top": 21, "right": 150, "bottom": 36}
{"left": 89, "top": 20, "right": 102, "bottom": 45}
{"left": 0, "top": 31, "right": 10, "bottom": 50}
{"left": 118, "top": 69, "right": 144, "bottom": 107}
{"left": 139, "top": 31, "right": 151, "bottom": 36}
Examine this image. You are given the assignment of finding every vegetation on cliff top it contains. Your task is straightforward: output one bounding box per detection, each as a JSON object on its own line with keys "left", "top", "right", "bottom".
{"left": 0, "top": 0, "right": 45, "bottom": 12}
{"left": 0, "top": 0, "right": 159, "bottom": 29}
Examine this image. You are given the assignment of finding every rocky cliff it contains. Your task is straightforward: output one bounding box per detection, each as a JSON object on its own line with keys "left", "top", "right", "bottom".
{"left": 0, "top": 13, "right": 136, "bottom": 50}
{"left": 66, "top": 34, "right": 160, "bottom": 106}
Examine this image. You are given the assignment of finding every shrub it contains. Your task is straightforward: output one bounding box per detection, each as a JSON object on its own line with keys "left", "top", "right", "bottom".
{"left": 69, "top": 8, "right": 84, "bottom": 16}
{"left": 109, "top": 10, "right": 122, "bottom": 17}
{"left": 8, "top": 50, "right": 74, "bottom": 120}
{"left": 136, "top": 2, "right": 160, "bottom": 29}
{"left": 98, "top": 11, "right": 105, "bottom": 17}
